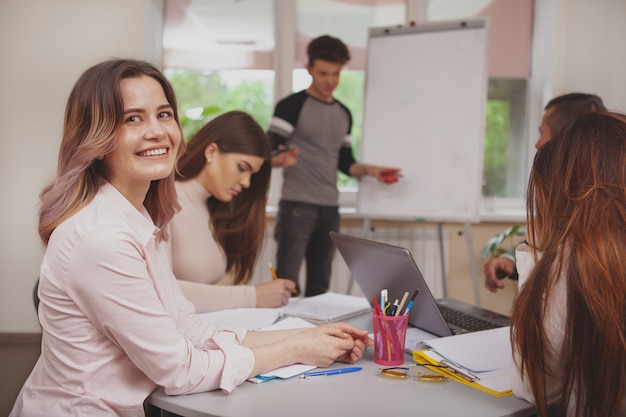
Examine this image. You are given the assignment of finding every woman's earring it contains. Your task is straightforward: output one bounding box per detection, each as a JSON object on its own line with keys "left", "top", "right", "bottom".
{"left": 207, "top": 157, "right": 213, "bottom": 164}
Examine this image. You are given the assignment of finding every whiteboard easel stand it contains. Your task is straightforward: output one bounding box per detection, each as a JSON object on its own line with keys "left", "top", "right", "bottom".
{"left": 347, "top": 218, "right": 481, "bottom": 307}
{"left": 463, "top": 222, "right": 481, "bottom": 307}
{"left": 354, "top": 19, "right": 489, "bottom": 307}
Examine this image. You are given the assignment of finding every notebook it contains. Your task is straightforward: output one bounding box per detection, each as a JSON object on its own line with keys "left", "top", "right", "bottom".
{"left": 282, "top": 292, "right": 372, "bottom": 324}
{"left": 330, "top": 232, "right": 510, "bottom": 337}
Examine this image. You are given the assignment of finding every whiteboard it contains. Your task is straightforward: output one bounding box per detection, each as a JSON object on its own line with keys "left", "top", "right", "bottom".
{"left": 357, "top": 19, "right": 489, "bottom": 223}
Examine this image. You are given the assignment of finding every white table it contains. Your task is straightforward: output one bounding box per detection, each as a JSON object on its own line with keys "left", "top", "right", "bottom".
{"left": 148, "top": 313, "right": 535, "bottom": 417}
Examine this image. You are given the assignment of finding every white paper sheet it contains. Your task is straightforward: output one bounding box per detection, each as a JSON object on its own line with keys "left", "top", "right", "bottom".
{"left": 197, "top": 308, "right": 283, "bottom": 330}
{"left": 404, "top": 326, "right": 439, "bottom": 353}
{"left": 248, "top": 317, "right": 318, "bottom": 383}
{"left": 422, "top": 326, "right": 512, "bottom": 372}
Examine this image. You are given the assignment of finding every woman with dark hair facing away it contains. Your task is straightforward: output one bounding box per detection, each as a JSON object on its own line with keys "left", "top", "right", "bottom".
{"left": 168, "top": 110, "right": 296, "bottom": 312}
{"left": 10, "top": 59, "right": 371, "bottom": 416}
{"left": 510, "top": 112, "right": 626, "bottom": 416}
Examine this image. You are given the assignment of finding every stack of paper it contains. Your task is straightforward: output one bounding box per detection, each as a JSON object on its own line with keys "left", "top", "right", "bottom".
{"left": 413, "top": 326, "right": 513, "bottom": 397}
{"left": 282, "top": 292, "right": 372, "bottom": 323}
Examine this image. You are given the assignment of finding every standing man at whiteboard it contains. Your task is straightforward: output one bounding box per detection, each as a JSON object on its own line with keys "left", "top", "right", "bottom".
{"left": 268, "top": 35, "right": 401, "bottom": 297}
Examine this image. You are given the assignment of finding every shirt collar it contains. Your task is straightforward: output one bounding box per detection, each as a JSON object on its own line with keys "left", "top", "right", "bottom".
{"left": 98, "top": 181, "right": 159, "bottom": 242}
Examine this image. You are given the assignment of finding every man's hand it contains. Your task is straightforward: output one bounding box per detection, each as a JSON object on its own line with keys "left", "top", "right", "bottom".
{"left": 271, "top": 144, "right": 299, "bottom": 168}
{"left": 350, "top": 163, "right": 402, "bottom": 182}
{"left": 483, "top": 257, "right": 515, "bottom": 293}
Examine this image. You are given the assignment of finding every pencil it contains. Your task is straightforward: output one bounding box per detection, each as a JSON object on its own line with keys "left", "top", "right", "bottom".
{"left": 395, "top": 291, "right": 409, "bottom": 316}
{"left": 268, "top": 263, "right": 279, "bottom": 280}
{"left": 269, "top": 263, "right": 297, "bottom": 293}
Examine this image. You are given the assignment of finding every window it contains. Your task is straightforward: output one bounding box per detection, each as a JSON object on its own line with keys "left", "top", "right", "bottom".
{"left": 424, "top": 0, "right": 534, "bottom": 204}
{"left": 162, "top": 0, "right": 536, "bottom": 215}
{"left": 162, "top": 0, "right": 275, "bottom": 137}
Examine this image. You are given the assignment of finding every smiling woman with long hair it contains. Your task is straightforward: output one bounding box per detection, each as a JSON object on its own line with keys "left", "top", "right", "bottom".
{"left": 10, "top": 59, "right": 371, "bottom": 417}
{"left": 511, "top": 112, "right": 626, "bottom": 416}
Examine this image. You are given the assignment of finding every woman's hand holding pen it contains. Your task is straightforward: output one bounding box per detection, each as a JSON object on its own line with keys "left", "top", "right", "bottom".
{"left": 255, "top": 279, "right": 296, "bottom": 307}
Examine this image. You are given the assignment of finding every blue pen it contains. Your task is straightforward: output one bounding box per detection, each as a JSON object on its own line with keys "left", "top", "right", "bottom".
{"left": 402, "top": 289, "right": 420, "bottom": 316}
{"left": 300, "top": 367, "right": 363, "bottom": 378}
{"left": 403, "top": 300, "right": 414, "bottom": 316}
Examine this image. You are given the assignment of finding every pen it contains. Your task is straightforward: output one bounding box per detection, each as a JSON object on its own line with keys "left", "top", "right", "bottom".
{"left": 383, "top": 302, "right": 391, "bottom": 316}
{"left": 439, "top": 360, "right": 479, "bottom": 382}
{"left": 300, "top": 367, "right": 363, "bottom": 378}
{"left": 380, "top": 289, "right": 388, "bottom": 315}
{"left": 402, "top": 289, "right": 420, "bottom": 316}
{"left": 388, "top": 299, "right": 400, "bottom": 316}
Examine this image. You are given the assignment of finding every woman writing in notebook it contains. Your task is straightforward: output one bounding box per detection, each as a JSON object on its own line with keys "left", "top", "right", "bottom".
{"left": 168, "top": 111, "right": 295, "bottom": 312}
{"left": 10, "top": 58, "right": 372, "bottom": 416}
{"left": 510, "top": 112, "right": 626, "bottom": 416}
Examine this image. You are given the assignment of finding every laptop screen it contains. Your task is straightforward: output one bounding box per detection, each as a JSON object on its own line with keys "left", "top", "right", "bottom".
{"left": 330, "top": 232, "right": 453, "bottom": 337}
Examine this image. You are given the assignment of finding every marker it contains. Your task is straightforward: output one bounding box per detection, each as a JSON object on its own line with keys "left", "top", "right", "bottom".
{"left": 388, "top": 299, "right": 400, "bottom": 316}
{"left": 381, "top": 172, "right": 398, "bottom": 184}
{"left": 300, "top": 367, "right": 362, "bottom": 378}
{"left": 402, "top": 289, "right": 420, "bottom": 316}
{"left": 271, "top": 145, "right": 292, "bottom": 156}
{"left": 372, "top": 295, "right": 383, "bottom": 316}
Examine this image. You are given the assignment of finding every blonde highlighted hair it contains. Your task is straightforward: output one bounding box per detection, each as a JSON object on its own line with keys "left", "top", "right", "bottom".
{"left": 39, "top": 59, "right": 185, "bottom": 244}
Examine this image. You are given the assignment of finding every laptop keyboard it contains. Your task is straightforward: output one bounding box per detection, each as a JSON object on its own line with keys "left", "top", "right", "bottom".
{"left": 439, "top": 305, "right": 501, "bottom": 333}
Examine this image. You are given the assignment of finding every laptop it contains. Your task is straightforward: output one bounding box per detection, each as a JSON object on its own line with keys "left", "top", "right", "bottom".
{"left": 330, "top": 232, "right": 510, "bottom": 337}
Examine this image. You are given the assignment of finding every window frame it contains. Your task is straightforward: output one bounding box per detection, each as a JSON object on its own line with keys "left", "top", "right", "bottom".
{"left": 160, "top": 0, "right": 554, "bottom": 222}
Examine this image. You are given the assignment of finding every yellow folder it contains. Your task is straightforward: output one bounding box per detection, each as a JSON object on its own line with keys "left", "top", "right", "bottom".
{"left": 413, "top": 349, "right": 512, "bottom": 397}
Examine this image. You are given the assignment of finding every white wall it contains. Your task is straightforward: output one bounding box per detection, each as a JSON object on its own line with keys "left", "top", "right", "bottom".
{"left": 1, "top": 0, "right": 625, "bottom": 333}
{"left": 0, "top": 0, "right": 162, "bottom": 333}
{"left": 554, "top": 0, "right": 626, "bottom": 112}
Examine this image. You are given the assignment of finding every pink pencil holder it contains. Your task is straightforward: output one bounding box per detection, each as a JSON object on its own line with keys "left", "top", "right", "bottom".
{"left": 372, "top": 311, "right": 409, "bottom": 366}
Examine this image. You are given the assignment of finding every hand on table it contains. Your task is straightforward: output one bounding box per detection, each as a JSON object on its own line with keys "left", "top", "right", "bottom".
{"left": 290, "top": 322, "right": 373, "bottom": 367}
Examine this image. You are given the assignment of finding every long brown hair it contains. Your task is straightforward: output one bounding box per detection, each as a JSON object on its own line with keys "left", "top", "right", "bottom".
{"left": 176, "top": 111, "right": 271, "bottom": 284}
{"left": 38, "top": 59, "right": 185, "bottom": 244}
{"left": 511, "top": 112, "right": 626, "bottom": 416}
